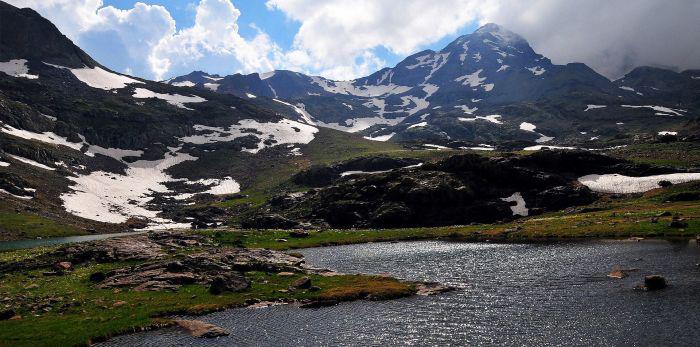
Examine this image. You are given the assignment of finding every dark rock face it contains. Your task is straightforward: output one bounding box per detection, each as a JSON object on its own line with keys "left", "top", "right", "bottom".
{"left": 0, "top": 2, "right": 96, "bottom": 67}
{"left": 241, "top": 214, "right": 300, "bottom": 229}
{"left": 292, "top": 156, "right": 422, "bottom": 187}
{"left": 260, "top": 151, "right": 646, "bottom": 229}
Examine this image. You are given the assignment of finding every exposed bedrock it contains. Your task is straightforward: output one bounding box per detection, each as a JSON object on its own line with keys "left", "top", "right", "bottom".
{"left": 251, "top": 151, "right": 681, "bottom": 229}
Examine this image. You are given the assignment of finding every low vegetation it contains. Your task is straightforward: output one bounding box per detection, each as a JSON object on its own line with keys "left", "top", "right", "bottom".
{"left": 0, "top": 245, "right": 414, "bottom": 346}
{"left": 201, "top": 182, "right": 700, "bottom": 250}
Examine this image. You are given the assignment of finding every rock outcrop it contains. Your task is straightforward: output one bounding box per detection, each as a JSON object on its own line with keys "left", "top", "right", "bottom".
{"left": 174, "top": 320, "right": 230, "bottom": 338}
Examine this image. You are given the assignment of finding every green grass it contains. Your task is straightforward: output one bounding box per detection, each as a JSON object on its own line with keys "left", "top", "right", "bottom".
{"left": 199, "top": 183, "right": 700, "bottom": 250}
{"left": 0, "top": 211, "right": 85, "bottom": 241}
{"left": 0, "top": 262, "right": 413, "bottom": 346}
{"left": 605, "top": 142, "right": 700, "bottom": 168}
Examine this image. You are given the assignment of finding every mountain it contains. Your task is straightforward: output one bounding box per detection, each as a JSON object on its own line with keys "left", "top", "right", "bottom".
{"left": 170, "top": 23, "right": 699, "bottom": 147}
{"left": 0, "top": 1, "right": 354, "bottom": 236}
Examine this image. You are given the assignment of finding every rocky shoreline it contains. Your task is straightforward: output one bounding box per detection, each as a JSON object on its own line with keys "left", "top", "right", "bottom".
{"left": 0, "top": 231, "right": 453, "bottom": 344}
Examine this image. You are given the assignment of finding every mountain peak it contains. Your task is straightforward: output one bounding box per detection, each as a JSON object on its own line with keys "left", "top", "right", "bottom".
{"left": 474, "top": 23, "right": 525, "bottom": 45}
{"left": 0, "top": 1, "right": 96, "bottom": 68}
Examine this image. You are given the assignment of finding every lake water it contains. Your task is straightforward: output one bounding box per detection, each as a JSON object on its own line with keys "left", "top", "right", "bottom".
{"left": 102, "top": 239, "right": 700, "bottom": 346}
{"left": 0, "top": 231, "right": 146, "bottom": 251}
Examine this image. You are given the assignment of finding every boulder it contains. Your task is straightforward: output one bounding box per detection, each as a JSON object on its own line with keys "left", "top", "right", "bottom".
{"left": 0, "top": 309, "right": 15, "bottom": 321}
{"left": 643, "top": 275, "right": 667, "bottom": 291}
{"left": 124, "top": 217, "right": 149, "bottom": 229}
{"left": 669, "top": 217, "right": 688, "bottom": 228}
{"left": 54, "top": 261, "right": 72, "bottom": 271}
{"left": 174, "top": 319, "right": 229, "bottom": 338}
{"left": 292, "top": 276, "right": 312, "bottom": 289}
{"left": 209, "top": 273, "right": 250, "bottom": 295}
{"left": 657, "top": 180, "right": 673, "bottom": 188}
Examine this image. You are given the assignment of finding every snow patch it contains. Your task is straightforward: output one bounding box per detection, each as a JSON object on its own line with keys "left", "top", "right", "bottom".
{"left": 535, "top": 135, "right": 554, "bottom": 143}
{"left": 7, "top": 154, "right": 55, "bottom": 171}
{"left": 501, "top": 192, "right": 528, "bottom": 216}
{"left": 318, "top": 115, "right": 404, "bottom": 133}
{"left": 584, "top": 105, "right": 607, "bottom": 112}
{"left": 310, "top": 76, "right": 411, "bottom": 97}
{"left": 578, "top": 173, "right": 700, "bottom": 194}
{"left": 363, "top": 132, "right": 395, "bottom": 142}
{"left": 0, "top": 123, "right": 84, "bottom": 150}
{"left": 188, "top": 177, "right": 240, "bottom": 196}
{"left": 619, "top": 86, "right": 643, "bottom": 96}
{"left": 455, "top": 105, "right": 478, "bottom": 115}
{"left": 658, "top": 131, "right": 677, "bottom": 136}
{"left": 519, "top": 122, "right": 536, "bottom": 132}
{"left": 273, "top": 99, "right": 315, "bottom": 125}
{"left": 180, "top": 119, "right": 318, "bottom": 153}
{"left": 49, "top": 64, "right": 143, "bottom": 90}
{"left": 203, "top": 83, "right": 220, "bottom": 91}
{"left": 0, "top": 59, "right": 38, "bottom": 79}
{"left": 259, "top": 71, "right": 275, "bottom": 80}
{"left": 455, "top": 69, "right": 486, "bottom": 87}
{"left": 527, "top": 66, "right": 546, "bottom": 76}
{"left": 458, "top": 115, "right": 502, "bottom": 124}
{"left": 423, "top": 144, "right": 450, "bottom": 150}
{"left": 0, "top": 189, "right": 33, "bottom": 200}
{"left": 621, "top": 105, "right": 686, "bottom": 117}
{"left": 171, "top": 81, "right": 195, "bottom": 87}
{"left": 61, "top": 149, "right": 196, "bottom": 224}
{"left": 408, "top": 122, "right": 427, "bottom": 129}
{"left": 523, "top": 145, "right": 576, "bottom": 151}
{"left": 133, "top": 88, "right": 206, "bottom": 109}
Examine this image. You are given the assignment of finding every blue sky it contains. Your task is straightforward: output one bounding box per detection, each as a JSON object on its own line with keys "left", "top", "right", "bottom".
{"left": 97, "top": 0, "right": 478, "bottom": 80}
{"left": 8, "top": 0, "right": 697, "bottom": 80}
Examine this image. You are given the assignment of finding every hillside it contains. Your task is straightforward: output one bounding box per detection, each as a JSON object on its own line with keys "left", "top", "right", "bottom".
{"left": 0, "top": 1, "right": 396, "bottom": 239}
{"left": 170, "top": 24, "right": 700, "bottom": 147}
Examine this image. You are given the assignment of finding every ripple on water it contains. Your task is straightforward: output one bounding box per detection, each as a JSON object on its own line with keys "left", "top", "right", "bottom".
{"left": 100, "top": 240, "right": 700, "bottom": 346}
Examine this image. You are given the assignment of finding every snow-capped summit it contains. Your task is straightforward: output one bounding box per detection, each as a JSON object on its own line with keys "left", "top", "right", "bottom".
{"left": 168, "top": 23, "right": 698, "bottom": 146}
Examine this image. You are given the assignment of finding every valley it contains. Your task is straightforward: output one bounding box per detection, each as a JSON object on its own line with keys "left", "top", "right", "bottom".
{"left": 0, "top": 1, "right": 699, "bottom": 346}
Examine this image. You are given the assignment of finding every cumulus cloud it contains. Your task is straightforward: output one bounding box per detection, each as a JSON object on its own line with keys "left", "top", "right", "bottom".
{"left": 148, "top": 0, "right": 284, "bottom": 80}
{"left": 6, "top": 0, "right": 284, "bottom": 80}
{"left": 268, "top": 0, "right": 700, "bottom": 79}
{"left": 266, "top": 0, "right": 491, "bottom": 79}
{"left": 7, "top": 0, "right": 700, "bottom": 80}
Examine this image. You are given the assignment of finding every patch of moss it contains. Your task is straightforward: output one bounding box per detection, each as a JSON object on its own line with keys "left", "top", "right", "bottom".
{"left": 0, "top": 211, "right": 85, "bottom": 240}
{"left": 0, "top": 262, "right": 414, "bottom": 346}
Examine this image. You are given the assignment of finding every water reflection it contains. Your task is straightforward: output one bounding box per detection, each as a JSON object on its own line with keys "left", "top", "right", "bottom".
{"left": 102, "top": 239, "right": 700, "bottom": 346}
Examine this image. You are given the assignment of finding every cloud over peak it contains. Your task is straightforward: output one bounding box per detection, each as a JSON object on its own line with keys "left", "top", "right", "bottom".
{"left": 7, "top": 0, "right": 700, "bottom": 81}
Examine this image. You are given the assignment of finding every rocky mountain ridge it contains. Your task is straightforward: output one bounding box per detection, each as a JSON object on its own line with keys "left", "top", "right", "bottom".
{"left": 170, "top": 24, "right": 700, "bottom": 147}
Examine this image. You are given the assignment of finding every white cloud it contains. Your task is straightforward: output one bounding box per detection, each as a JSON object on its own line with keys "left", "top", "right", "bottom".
{"left": 480, "top": 0, "right": 700, "bottom": 79}
{"left": 267, "top": 0, "right": 700, "bottom": 79}
{"left": 6, "top": 0, "right": 103, "bottom": 38}
{"left": 148, "top": 0, "right": 284, "bottom": 80}
{"left": 266, "top": 0, "right": 490, "bottom": 79}
{"left": 7, "top": 0, "right": 700, "bottom": 81}
{"left": 7, "top": 0, "right": 284, "bottom": 80}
